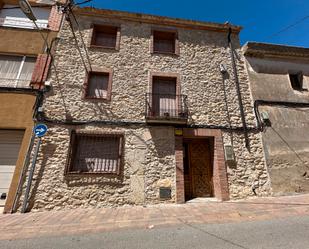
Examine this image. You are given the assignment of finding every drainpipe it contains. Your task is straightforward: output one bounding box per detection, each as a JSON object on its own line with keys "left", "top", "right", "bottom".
{"left": 11, "top": 90, "right": 44, "bottom": 213}
{"left": 227, "top": 27, "right": 250, "bottom": 149}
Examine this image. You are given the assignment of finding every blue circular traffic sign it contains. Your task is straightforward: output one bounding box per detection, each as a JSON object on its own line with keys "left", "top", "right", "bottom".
{"left": 34, "top": 124, "right": 48, "bottom": 137}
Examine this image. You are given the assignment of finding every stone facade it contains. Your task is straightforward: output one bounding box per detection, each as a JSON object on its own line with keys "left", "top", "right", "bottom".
{"left": 19, "top": 8, "right": 271, "bottom": 212}
{"left": 244, "top": 42, "right": 309, "bottom": 195}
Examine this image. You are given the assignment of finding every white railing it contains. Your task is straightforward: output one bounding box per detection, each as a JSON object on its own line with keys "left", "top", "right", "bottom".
{"left": 0, "top": 78, "right": 31, "bottom": 88}
{"left": 0, "top": 17, "right": 48, "bottom": 29}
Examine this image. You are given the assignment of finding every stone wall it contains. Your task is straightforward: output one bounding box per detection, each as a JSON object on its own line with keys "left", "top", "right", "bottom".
{"left": 45, "top": 16, "right": 256, "bottom": 128}
{"left": 245, "top": 52, "right": 309, "bottom": 195}
{"left": 20, "top": 12, "right": 272, "bottom": 211}
{"left": 25, "top": 125, "right": 175, "bottom": 211}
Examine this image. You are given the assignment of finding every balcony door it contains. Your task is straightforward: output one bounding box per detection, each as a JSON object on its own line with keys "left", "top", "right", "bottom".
{"left": 152, "top": 77, "right": 177, "bottom": 117}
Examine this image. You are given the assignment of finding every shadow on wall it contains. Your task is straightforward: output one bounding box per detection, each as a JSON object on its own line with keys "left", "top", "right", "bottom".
{"left": 149, "top": 127, "right": 175, "bottom": 158}
{"left": 27, "top": 142, "right": 57, "bottom": 212}
{"left": 50, "top": 82, "right": 123, "bottom": 122}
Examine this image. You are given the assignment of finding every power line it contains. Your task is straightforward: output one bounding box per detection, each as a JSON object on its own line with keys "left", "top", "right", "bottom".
{"left": 75, "top": 0, "right": 92, "bottom": 5}
{"left": 266, "top": 15, "right": 309, "bottom": 39}
{"left": 68, "top": 3, "right": 93, "bottom": 71}
{"left": 66, "top": 12, "right": 90, "bottom": 73}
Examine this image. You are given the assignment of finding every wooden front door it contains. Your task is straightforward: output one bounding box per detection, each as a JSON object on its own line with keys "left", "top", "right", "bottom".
{"left": 188, "top": 140, "right": 213, "bottom": 198}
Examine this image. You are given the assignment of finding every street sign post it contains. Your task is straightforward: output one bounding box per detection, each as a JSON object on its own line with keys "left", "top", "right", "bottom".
{"left": 21, "top": 124, "right": 48, "bottom": 213}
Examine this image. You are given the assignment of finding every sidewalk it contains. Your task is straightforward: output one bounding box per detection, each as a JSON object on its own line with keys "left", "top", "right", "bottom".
{"left": 0, "top": 194, "right": 309, "bottom": 241}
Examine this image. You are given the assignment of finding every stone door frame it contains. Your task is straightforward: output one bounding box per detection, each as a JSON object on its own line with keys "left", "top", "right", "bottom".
{"left": 175, "top": 128, "right": 229, "bottom": 203}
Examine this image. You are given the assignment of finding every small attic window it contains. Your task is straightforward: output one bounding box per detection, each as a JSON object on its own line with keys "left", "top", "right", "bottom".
{"left": 289, "top": 72, "right": 303, "bottom": 91}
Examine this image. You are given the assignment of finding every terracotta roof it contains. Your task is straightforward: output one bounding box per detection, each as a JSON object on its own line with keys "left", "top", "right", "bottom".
{"left": 74, "top": 7, "right": 242, "bottom": 34}
{"left": 243, "top": 42, "right": 309, "bottom": 60}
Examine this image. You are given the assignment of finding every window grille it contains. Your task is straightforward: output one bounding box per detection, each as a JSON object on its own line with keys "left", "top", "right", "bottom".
{"left": 66, "top": 132, "right": 123, "bottom": 175}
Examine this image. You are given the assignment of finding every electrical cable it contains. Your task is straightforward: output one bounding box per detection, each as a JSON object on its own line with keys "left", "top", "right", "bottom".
{"left": 254, "top": 99, "right": 309, "bottom": 132}
{"left": 40, "top": 112, "right": 260, "bottom": 132}
{"left": 75, "top": 0, "right": 92, "bottom": 6}
{"left": 68, "top": 4, "right": 93, "bottom": 71}
{"left": 66, "top": 12, "right": 90, "bottom": 73}
{"left": 266, "top": 15, "right": 309, "bottom": 39}
{"left": 227, "top": 27, "right": 250, "bottom": 149}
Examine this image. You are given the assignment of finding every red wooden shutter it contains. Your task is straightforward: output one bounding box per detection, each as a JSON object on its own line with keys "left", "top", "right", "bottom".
{"left": 30, "top": 54, "right": 51, "bottom": 89}
{"left": 48, "top": 5, "right": 63, "bottom": 32}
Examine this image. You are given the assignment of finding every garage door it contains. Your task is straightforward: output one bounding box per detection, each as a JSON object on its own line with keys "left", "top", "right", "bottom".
{"left": 0, "top": 130, "right": 24, "bottom": 199}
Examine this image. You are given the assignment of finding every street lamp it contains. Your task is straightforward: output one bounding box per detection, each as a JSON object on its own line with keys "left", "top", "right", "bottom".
{"left": 19, "top": 0, "right": 50, "bottom": 52}
{"left": 19, "top": 0, "right": 37, "bottom": 21}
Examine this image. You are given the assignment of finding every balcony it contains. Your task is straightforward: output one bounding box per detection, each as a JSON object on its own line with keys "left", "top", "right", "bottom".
{"left": 0, "top": 17, "right": 48, "bottom": 29}
{"left": 0, "top": 78, "right": 31, "bottom": 88}
{"left": 145, "top": 93, "right": 188, "bottom": 124}
{"left": 0, "top": 5, "right": 50, "bottom": 30}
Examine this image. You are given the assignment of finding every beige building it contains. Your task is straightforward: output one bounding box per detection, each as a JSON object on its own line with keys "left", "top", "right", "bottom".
{"left": 17, "top": 7, "right": 272, "bottom": 212}
{"left": 244, "top": 42, "right": 309, "bottom": 195}
{"left": 0, "top": 0, "right": 64, "bottom": 213}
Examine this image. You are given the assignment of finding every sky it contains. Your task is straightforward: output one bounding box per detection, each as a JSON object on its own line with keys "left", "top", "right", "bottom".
{"left": 80, "top": 0, "right": 309, "bottom": 47}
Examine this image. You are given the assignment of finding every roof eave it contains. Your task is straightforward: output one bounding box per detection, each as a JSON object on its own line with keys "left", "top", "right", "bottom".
{"left": 74, "top": 7, "right": 242, "bottom": 34}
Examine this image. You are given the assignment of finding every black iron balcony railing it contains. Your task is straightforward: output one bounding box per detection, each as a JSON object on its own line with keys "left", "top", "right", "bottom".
{"left": 145, "top": 93, "right": 188, "bottom": 123}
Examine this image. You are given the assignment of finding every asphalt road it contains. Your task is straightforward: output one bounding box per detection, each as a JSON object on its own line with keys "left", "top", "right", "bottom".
{"left": 1, "top": 215, "right": 309, "bottom": 249}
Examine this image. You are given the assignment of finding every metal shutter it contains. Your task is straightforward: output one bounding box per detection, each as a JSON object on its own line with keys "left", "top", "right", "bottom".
{"left": 0, "top": 130, "right": 24, "bottom": 198}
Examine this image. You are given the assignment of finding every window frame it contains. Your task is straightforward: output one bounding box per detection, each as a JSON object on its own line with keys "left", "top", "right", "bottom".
{"left": 0, "top": 54, "right": 37, "bottom": 88}
{"left": 148, "top": 72, "right": 181, "bottom": 118}
{"left": 65, "top": 131, "right": 124, "bottom": 176}
{"left": 150, "top": 28, "right": 179, "bottom": 55}
{"left": 149, "top": 72, "right": 181, "bottom": 95}
{"left": 82, "top": 68, "right": 113, "bottom": 101}
{"left": 89, "top": 24, "right": 121, "bottom": 50}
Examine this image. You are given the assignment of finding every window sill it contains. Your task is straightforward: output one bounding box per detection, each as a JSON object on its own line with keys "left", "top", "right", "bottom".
{"left": 89, "top": 44, "right": 119, "bottom": 51}
{"left": 152, "top": 51, "right": 179, "bottom": 57}
{"left": 64, "top": 172, "right": 119, "bottom": 177}
{"left": 83, "top": 96, "right": 111, "bottom": 101}
{"left": 293, "top": 89, "right": 308, "bottom": 92}
{"left": 0, "top": 24, "right": 49, "bottom": 31}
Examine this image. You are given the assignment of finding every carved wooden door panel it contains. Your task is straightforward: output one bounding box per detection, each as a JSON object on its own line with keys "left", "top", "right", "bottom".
{"left": 189, "top": 141, "right": 213, "bottom": 197}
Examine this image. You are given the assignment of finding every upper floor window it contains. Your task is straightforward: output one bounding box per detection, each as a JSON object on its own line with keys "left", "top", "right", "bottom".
{"left": 84, "top": 70, "right": 112, "bottom": 100}
{"left": 0, "top": 5, "right": 50, "bottom": 29}
{"left": 90, "top": 24, "right": 120, "bottom": 50}
{"left": 0, "top": 54, "right": 36, "bottom": 88}
{"left": 289, "top": 72, "right": 304, "bottom": 91}
{"left": 151, "top": 30, "right": 179, "bottom": 55}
